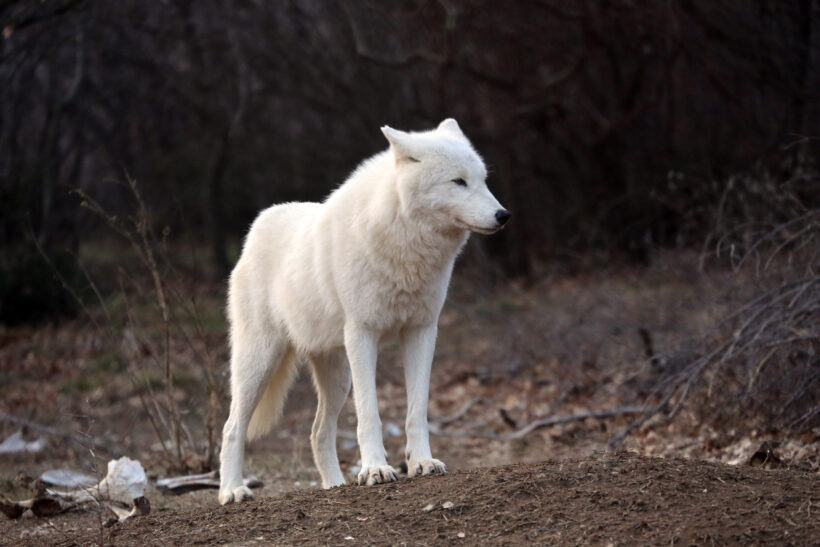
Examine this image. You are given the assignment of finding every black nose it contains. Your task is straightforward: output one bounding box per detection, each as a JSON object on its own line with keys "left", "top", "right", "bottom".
{"left": 495, "top": 209, "right": 511, "bottom": 226}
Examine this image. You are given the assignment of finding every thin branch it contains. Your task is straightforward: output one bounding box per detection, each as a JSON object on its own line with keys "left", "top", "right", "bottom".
{"left": 504, "top": 406, "right": 645, "bottom": 441}
{"left": 434, "top": 407, "right": 645, "bottom": 441}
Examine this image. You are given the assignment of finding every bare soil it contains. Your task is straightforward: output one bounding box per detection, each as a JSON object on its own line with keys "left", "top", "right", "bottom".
{"left": 35, "top": 451, "right": 817, "bottom": 546}
{"left": 2, "top": 257, "right": 818, "bottom": 545}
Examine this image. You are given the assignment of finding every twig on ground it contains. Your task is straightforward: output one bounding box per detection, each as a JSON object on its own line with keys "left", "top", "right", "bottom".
{"left": 431, "top": 397, "right": 484, "bottom": 428}
{"left": 503, "top": 407, "right": 646, "bottom": 441}
{"left": 433, "top": 407, "right": 645, "bottom": 441}
{"left": 499, "top": 408, "right": 519, "bottom": 429}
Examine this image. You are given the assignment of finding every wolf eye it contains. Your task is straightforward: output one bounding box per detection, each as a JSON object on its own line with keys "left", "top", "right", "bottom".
{"left": 452, "top": 178, "right": 467, "bottom": 187}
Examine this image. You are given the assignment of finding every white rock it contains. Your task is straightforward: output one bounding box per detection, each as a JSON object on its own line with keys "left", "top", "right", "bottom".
{"left": 384, "top": 422, "right": 402, "bottom": 438}
{"left": 0, "top": 431, "right": 46, "bottom": 454}
{"left": 96, "top": 457, "right": 148, "bottom": 505}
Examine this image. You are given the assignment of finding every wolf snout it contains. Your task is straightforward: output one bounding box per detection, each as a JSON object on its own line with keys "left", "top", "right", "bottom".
{"left": 495, "top": 209, "right": 512, "bottom": 226}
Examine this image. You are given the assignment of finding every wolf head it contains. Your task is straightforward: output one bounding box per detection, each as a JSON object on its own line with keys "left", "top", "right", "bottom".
{"left": 381, "top": 119, "right": 510, "bottom": 234}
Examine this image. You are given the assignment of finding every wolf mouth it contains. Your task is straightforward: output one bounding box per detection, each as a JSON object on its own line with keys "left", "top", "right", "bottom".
{"left": 455, "top": 219, "right": 501, "bottom": 234}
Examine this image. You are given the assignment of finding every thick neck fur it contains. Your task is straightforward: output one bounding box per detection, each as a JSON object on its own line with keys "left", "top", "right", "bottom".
{"left": 360, "top": 160, "right": 467, "bottom": 292}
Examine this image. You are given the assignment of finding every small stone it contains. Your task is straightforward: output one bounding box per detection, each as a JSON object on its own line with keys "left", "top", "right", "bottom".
{"left": 384, "top": 422, "right": 402, "bottom": 437}
{"left": 457, "top": 532, "right": 466, "bottom": 538}
{"left": 422, "top": 503, "right": 435, "bottom": 512}
{"left": 442, "top": 501, "right": 454, "bottom": 509}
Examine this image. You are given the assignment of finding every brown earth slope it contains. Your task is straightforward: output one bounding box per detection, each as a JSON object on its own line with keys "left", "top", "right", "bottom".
{"left": 51, "top": 451, "right": 819, "bottom": 546}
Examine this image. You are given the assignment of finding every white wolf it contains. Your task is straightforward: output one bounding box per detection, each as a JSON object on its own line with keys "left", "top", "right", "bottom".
{"left": 218, "top": 118, "right": 510, "bottom": 505}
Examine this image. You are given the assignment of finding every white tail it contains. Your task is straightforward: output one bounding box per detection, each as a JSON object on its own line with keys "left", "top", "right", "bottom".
{"left": 246, "top": 348, "right": 298, "bottom": 441}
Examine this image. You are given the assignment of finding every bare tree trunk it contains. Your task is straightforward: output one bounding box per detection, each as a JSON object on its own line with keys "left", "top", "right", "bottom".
{"left": 206, "top": 128, "right": 231, "bottom": 279}
{"left": 796, "top": 0, "right": 818, "bottom": 153}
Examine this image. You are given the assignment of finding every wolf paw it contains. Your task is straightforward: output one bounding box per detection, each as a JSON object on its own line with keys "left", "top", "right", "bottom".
{"left": 218, "top": 485, "right": 254, "bottom": 505}
{"left": 407, "top": 458, "right": 447, "bottom": 478}
{"left": 357, "top": 464, "right": 398, "bottom": 486}
{"left": 321, "top": 475, "right": 348, "bottom": 489}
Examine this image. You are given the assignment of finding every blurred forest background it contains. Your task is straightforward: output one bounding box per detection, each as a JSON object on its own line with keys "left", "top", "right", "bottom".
{"left": 3, "top": 0, "right": 818, "bottom": 300}
{"left": 0, "top": 0, "right": 819, "bottom": 487}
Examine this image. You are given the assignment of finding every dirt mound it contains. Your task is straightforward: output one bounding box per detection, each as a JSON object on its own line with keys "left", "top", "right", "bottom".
{"left": 51, "top": 452, "right": 817, "bottom": 546}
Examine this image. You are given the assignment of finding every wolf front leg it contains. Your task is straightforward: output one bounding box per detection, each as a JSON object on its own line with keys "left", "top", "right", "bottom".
{"left": 401, "top": 324, "right": 446, "bottom": 478}
{"left": 344, "top": 323, "right": 397, "bottom": 485}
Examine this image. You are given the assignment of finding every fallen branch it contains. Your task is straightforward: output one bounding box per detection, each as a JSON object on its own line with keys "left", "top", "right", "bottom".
{"left": 0, "top": 457, "right": 149, "bottom": 525}
{"left": 431, "top": 397, "right": 484, "bottom": 428}
{"left": 608, "top": 403, "right": 667, "bottom": 449}
{"left": 502, "top": 407, "right": 646, "bottom": 440}
{"left": 156, "top": 471, "right": 263, "bottom": 495}
{"left": 499, "top": 408, "right": 519, "bottom": 429}
{"left": 433, "top": 407, "right": 645, "bottom": 441}
{"left": 0, "top": 488, "right": 149, "bottom": 525}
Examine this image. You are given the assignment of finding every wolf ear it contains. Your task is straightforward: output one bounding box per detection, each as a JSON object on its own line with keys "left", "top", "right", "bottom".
{"left": 438, "top": 118, "right": 465, "bottom": 138}
{"left": 381, "top": 126, "right": 419, "bottom": 162}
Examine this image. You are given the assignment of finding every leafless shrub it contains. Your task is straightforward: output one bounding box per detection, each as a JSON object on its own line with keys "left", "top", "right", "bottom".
{"left": 696, "top": 154, "right": 819, "bottom": 274}
{"left": 612, "top": 161, "right": 819, "bottom": 446}
{"left": 73, "top": 176, "right": 223, "bottom": 473}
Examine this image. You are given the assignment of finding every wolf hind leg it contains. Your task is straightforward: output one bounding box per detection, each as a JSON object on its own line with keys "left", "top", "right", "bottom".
{"left": 310, "top": 350, "right": 351, "bottom": 488}
{"left": 219, "top": 326, "right": 292, "bottom": 505}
